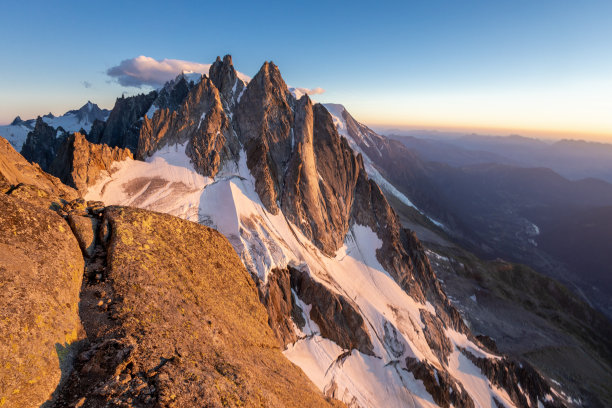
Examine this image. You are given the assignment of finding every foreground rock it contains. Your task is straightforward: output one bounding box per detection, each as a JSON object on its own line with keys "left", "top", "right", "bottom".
{"left": 53, "top": 206, "right": 342, "bottom": 407}
{"left": 0, "top": 194, "right": 84, "bottom": 408}
{"left": 0, "top": 136, "right": 78, "bottom": 207}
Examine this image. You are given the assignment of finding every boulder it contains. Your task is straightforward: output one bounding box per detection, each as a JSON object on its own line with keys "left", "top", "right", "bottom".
{"left": 0, "top": 194, "right": 84, "bottom": 408}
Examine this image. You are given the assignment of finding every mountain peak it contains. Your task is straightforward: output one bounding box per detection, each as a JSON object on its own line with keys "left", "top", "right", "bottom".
{"left": 10, "top": 116, "right": 22, "bottom": 126}
{"left": 79, "top": 100, "right": 97, "bottom": 112}
{"left": 251, "top": 60, "right": 289, "bottom": 94}
{"left": 209, "top": 53, "right": 245, "bottom": 107}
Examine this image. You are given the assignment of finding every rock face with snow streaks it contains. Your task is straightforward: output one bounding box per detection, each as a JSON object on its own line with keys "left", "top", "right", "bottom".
{"left": 88, "top": 92, "right": 157, "bottom": 151}
{"left": 16, "top": 54, "right": 572, "bottom": 408}
{"left": 138, "top": 75, "right": 235, "bottom": 177}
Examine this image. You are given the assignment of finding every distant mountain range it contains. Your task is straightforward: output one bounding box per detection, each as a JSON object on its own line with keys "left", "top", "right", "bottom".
{"left": 387, "top": 131, "right": 612, "bottom": 183}
{"left": 0, "top": 101, "right": 110, "bottom": 151}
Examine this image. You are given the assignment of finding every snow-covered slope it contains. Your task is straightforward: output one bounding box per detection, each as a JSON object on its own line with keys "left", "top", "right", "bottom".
{"left": 85, "top": 143, "right": 543, "bottom": 408}
{"left": 0, "top": 120, "right": 34, "bottom": 152}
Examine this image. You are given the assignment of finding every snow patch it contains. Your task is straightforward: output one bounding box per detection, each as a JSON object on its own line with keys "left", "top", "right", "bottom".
{"left": 146, "top": 104, "right": 158, "bottom": 119}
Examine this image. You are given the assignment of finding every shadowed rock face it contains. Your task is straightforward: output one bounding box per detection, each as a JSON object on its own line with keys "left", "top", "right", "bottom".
{"left": 261, "top": 268, "right": 303, "bottom": 347}
{"left": 290, "top": 267, "right": 375, "bottom": 356}
{"left": 280, "top": 100, "right": 362, "bottom": 254}
{"left": 21, "top": 116, "right": 64, "bottom": 172}
{"left": 52, "top": 206, "right": 343, "bottom": 408}
{"left": 405, "top": 357, "right": 475, "bottom": 408}
{"left": 89, "top": 92, "right": 157, "bottom": 151}
{"left": 0, "top": 194, "right": 84, "bottom": 408}
{"left": 459, "top": 348, "right": 564, "bottom": 408}
{"left": 50, "top": 133, "right": 132, "bottom": 192}
{"left": 420, "top": 310, "right": 454, "bottom": 364}
{"left": 234, "top": 61, "right": 295, "bottom": 213}
{"left": 263, "top": 267, "right": 374, "bottom": 356}
{"left": 153, "top": 75, "right": 191, "bottom": 112}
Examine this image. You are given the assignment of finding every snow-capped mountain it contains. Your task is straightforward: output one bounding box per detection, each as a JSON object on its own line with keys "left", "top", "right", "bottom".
{"left": 33, "top": 55, "right": 568, "bottom": 408}
{"left": 0, "top": 101, "right": 110, "bottom": 151}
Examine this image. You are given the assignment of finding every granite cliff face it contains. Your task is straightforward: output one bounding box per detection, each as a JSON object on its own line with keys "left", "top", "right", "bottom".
{"left": 50, "top": 132, "right": 132, "bottom": 192}
{"left": 21, "top": 117, "right": 65, "bottom": 172}
{"left": 88, "top": 92, "right": 157, "bottom": 151}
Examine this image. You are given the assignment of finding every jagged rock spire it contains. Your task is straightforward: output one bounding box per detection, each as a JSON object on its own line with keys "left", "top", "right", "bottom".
{"left": 209, "top": 54, "right": 245, "bottom": 107}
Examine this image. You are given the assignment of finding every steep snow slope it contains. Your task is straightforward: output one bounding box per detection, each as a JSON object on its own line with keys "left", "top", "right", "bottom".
{"left": 0, "top": 121, "right": 33, "bottom": 151}
{"left": 85, "top": 145, "right": 528, "bottom": 408}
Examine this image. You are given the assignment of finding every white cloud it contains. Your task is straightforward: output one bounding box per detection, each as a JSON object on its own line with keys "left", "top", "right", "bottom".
{"left": 107, "top": 56, "right": 212, "bottom": 88}
{"left": 289, "top": 87, "right": 326, "bottom": 99}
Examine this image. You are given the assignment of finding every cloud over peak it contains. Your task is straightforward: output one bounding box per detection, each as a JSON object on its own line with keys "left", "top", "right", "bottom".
{"left": 288, "top": 87, "right": 326, "bottom": 99}
{"left": 107, "top": 55, "right": 324, "bottom": 98}
{"left": 107, "top": 56, "right": 211, "bottom": 88}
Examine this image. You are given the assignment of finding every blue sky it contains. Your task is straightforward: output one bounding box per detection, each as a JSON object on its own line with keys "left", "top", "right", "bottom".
{"left": 1, "top": 0, "right": 611, "bottom": 140}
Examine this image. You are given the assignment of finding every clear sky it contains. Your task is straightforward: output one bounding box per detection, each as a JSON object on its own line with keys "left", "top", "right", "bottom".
{"left": 1, "top": 0, "right": 611, "bottom": 141}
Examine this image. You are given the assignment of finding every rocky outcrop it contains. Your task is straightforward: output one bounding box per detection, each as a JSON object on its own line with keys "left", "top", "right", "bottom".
{"left": 209, "top": 55, "right": 245, "bottom": 108}
{"left": 290, "top": 268, "right": 374, "bottom": 355}
{"left": 21, "top": 116, "right": 64, "bottom": 172}
{"left": 88, "top": 92, "right": 157, "bottom": 151}
{"left": 262, "top": 268, "right": 304, "bottom": 347}
{"left": 405, "top": 358, "right": 475, "bottom": 408}
{"left": 0, "top": 135, "right": 78, "bottom": 207}
{"left": 420, "top": 310, "right": 454, "bottom": 364}
{"left": 52, "top": 206, "right": 342, "bottom": 407}
{"left": 460, "top": 348, "right": 564, "bottom": 408}
{"left": 49, "top": 132, "right": 132, "bottom": 192}
{"left": 260, "top": 267, "right": 375, "bottom": 355}
{"left": 137, "top": 75, "right": 237, "bottom": 177}
{"left": 0, "top": 193, "right": 84, "bottom": 408}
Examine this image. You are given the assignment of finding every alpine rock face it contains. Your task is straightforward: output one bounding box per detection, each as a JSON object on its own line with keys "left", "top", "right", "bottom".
{"left": 59, "top": 56, "right": 565, "bottom": 407}
{"left": 52, "top": 55, "right": 568, "bottom": 408}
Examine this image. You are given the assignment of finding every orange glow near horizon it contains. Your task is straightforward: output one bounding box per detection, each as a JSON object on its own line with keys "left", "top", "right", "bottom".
{"left": 364, "top": 120, "right": 612, "bottom": 143}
